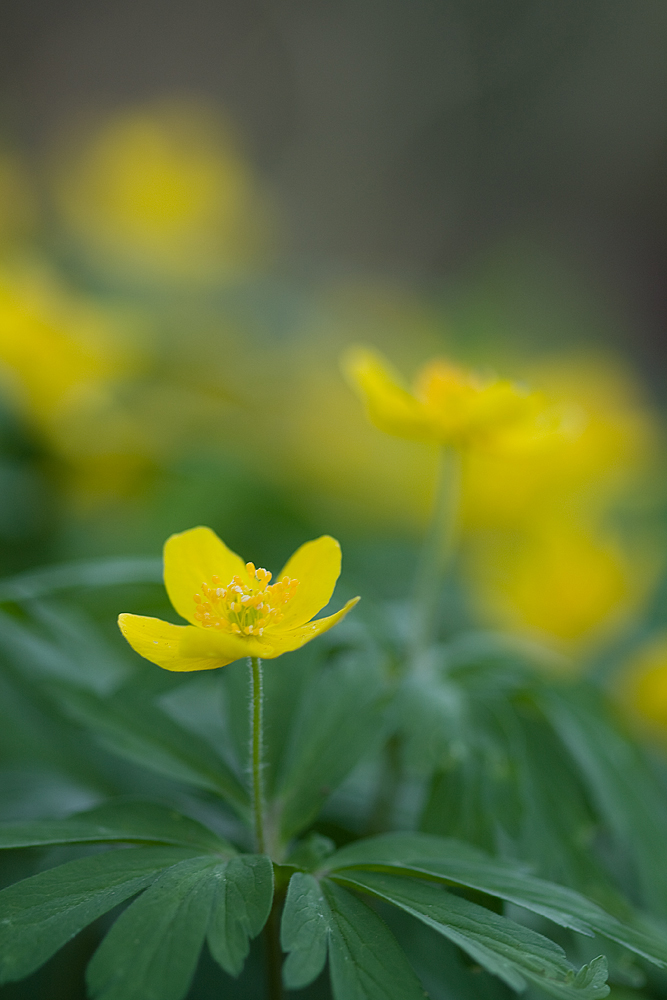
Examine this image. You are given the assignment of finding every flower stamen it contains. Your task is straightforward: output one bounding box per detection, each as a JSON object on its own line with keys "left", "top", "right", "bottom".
{"left": 193, "top": 564, "right": 299, "bottom": 637}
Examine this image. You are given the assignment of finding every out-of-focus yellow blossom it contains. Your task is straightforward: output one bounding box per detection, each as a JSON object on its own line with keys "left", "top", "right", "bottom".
{"left": 614, "top": 634, "right": 667, "bottom": 738}
{"left": 52, "top": 99, "right": 276, "bottom": 282}
{"left": 463, "top": 355, "right": 656, "bottom": 531}
{"left": 461, "top": 354, "right": 660, "bottom": 649}
{"left": 344, "top": 345, "right": 559, "bottom": 451}
{"left": 0, "top": 266, "right": 124, "bottom": 419}
{"left": 468, "top": 516, "right": 656, "bottom": 650}
{"left": 213, "top": 285, "right": 449, "bottom": 533}
{"left": 340, "top": 335, "right": 658, "bottom": 647}
{"left": 0, "top": 263, "right": 149, "bottom": 501}
{"left": 119, "top": 527, "right": 359, "bottom": 671}
{"left": 276, "top": 350, "right": 439, "bottom": 530}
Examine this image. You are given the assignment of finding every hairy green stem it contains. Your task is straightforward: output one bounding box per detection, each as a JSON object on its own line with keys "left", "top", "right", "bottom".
{"left": 249, "top": 656, "right": 266, "bottom": 854}
{"left": 411, "top": 446, "right": 461, "bottom": 662}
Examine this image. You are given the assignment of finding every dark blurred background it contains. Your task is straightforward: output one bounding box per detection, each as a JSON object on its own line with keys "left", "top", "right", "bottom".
{"left": 1, "top": 1, "right": 667, "bottom": 385}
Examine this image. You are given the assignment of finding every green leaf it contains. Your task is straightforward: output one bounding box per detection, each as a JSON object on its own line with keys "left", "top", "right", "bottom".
{"left": 50, "top": 682, "right": 250, "bottom": 818}
{"left": 281, "top": 873, "right": 427, "bottom": 998}
{"left": 25, "top": 599, "right": 130, "bottom": 692}
{"left": 0, "top": 557, "right": 162, "bottom": 603}
{"left": 86, "top": 856, "right": 219, "bottom": 1000}
{"left": 281, "top": 872, "right": 331, "bottom": 989}
{"left": 0, "top": 846, "right": 200, "bottom": 984}
{"left": 207, "top": 854, "right": 274, "bottom": 976}
{"left": 333, "top": 870, "right": 609, "bottom": 1000}
{"left": 0, "top": 609, "right": 83, "bottom": 686}
{"left": 275, "top": 654, "right": 385, "bottom": 841}
{"left": 0, "top": 800, "right": 235, "bottom": 854}
{"left": 542, "top": 687, "right": 667, "bottom": 918}
{"left": 322, "top": 879, "right": 427, "bottom": 1000}
{"left": 325, "top": 833, "right": 667, "bottom": 968}
{"left": 493, "top": 704, "right": 610, "bottom": 895}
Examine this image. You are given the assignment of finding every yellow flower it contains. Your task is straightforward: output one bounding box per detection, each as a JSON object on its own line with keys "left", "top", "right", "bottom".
{"left": 467, "top": 516, "right": 653, "bottom": 649}
{"left": 344, "top": 346, "right": 553, "bottom": 450}
{"left": 462, "top": 353, "right": 655, "bottom": 531}
{"left": 118, "top": 527, "right": 359, "bottom": 671}
{"left": 615, "top": 634, "right": 667, "bottom": 737}
{"left": 52, "top": 99, "right": 275, "bottom": 282}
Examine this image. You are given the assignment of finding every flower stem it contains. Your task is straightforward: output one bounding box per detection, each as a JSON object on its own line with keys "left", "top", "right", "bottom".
{"left": 248, "top": 658, "right": 284, "bottom": 999}
{"left": 249, "top": 656, "right": 266, "bottom": 854}
{"left": 411, "top": 446, "right": 461, "bottom": 662}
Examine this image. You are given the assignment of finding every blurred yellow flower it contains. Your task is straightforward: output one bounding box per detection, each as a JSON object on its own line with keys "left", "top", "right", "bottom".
{"left": 463, "top": 354, "right": 656, "bottom": 531}
{"left": 344, "top": 345, "right": 557, "bottom": 451}
{"left": 468, "top": 515, "right": 656, "bottom": 649}
{"left": 0, "top": 265, "right": 123, "bottom": 419}
{"left": 119, "top": 527, "right": 359, "bottom": 671}
{"left": 614, "top": 634, "right": 667, "bottom": 737}
{"left": 52, "top": 99, "right": 276, "bottom": 282}
{"left": 0, "top": 262, "right": 158, "bottom": 501}
{"left": 258, "top": 286, "right": 448, "bottom": 532}
{"left": 460, "top": 353, "right": 661, "bottom": 649}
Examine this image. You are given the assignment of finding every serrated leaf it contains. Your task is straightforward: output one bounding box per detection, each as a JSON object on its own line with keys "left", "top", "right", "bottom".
{"left": 321, "top": 879, "right": 427, "bottom": 1000}
{"left": 281, "top": 872, "right": 331, "bottom": 989}
{"left": 275, "top": 654, "right": 385, "bottom": 841}
{"left": 325, "top": 832, "right": 667, "bottom": 968}
{"left": 50, "top": 682, "right": 249, "bottom": 818}
{"left": 0, "top": 846, "right": 200, "bottom": 984}
{"left": 333, "top": 870, "right": 609, "bottom": 999}
{"left": 207, "top": 854, "right": 274, "bottom": 976}
{"left": 86, "top": 856, "right": 219, "bottom": 1000}
{"left": 0, "top": 799, "right": 235, "bottom": 854}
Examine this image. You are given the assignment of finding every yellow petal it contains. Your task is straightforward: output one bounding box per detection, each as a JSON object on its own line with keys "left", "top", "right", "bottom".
{"left": 178, "top": 625, "right": 270, "bottom": 662}
{"left": 343, "top": 346, "right": 434, "bottom": 440}
{"left": 163, "top": 526, "right": 249, "bottom": 625}
{"left": 118, "top": 613, "right": 241, "bottom": 671}
{"left": 265, "top": 596, "right": 360, "bottom": 656}
{"left": 278, "top": 535, "right": 342, "bottom": 628}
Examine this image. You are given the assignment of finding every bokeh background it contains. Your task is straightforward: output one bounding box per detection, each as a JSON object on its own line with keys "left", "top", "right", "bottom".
{"left": 1, "top": 1, "right": 667, "bottom": 730}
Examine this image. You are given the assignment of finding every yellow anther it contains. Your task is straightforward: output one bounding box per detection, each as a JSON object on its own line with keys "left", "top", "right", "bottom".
{"left": 192, "top": 567, "right": 300, "bottom": 638}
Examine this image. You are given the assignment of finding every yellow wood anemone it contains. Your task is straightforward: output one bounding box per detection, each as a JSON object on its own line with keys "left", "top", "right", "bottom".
{"left": 344, "top": 346, "right": 555, "bottom": 450}
{"left": 119, "top": 527, "right": 359, "bottom": 671}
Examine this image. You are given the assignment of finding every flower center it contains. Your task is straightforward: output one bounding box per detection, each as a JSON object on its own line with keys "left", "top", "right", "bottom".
{"left": 193, "top": 562, "right": 299, "bottom": 637}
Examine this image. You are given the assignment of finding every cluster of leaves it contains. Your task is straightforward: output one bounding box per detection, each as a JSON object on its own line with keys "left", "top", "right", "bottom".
{"left": 1, "top": 559, "right": 667, "bottom": 999}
